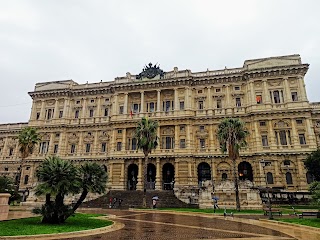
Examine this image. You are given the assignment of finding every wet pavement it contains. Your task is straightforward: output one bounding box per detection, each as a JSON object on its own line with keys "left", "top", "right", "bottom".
{"left": 71, "top": 209, "right": 295, "bottom": 240}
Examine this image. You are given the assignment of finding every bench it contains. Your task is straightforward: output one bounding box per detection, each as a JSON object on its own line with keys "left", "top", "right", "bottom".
{"left": 263, "top": 208, "right": 282, "bottom": 216}
{"left": 298, "top": 212, "right": 320, "bottom": 218}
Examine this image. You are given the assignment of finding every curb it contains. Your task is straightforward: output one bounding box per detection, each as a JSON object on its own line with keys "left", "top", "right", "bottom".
{"left": 259, "top": 219, "right": 320, "bottom": 232}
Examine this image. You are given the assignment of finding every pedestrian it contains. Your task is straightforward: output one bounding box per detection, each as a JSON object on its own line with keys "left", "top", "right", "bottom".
{"left": 109, "top": 197, "right": 112, "bottom": 208}
{"left": 213, "top": 197, "right": 219, "bottom": 213}
{"left": 113, "top": 197, "right": 117, "bottom": 208}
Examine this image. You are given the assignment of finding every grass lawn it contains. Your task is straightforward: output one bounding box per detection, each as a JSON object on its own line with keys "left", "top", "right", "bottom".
{"left": 277, "top": 218, "right": 320, "bottom": 228}
{"left": 0, "top": 213, "right": 112, "bottom": 236}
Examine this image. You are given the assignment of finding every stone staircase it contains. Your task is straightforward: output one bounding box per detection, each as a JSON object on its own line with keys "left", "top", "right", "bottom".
{"left": 81, "top": 190, "right": 198, "bottom": 209}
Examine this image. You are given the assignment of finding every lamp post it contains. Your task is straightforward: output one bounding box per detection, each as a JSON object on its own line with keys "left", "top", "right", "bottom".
{"left": 260, "top": 160, "right": 273, "bottom": 220}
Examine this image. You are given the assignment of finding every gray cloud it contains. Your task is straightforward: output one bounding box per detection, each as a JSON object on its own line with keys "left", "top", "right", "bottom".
{"left": 0, "top": 0, "right": 319, "bottom": 123}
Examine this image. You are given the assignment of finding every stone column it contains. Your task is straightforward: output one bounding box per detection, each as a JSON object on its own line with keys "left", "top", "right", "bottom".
{"left": 185, "top": 87, "right": 190, "bottom": 110}
{"left": 40, "top": 100, "right": 46, "bottom": 120}
{"left": 30, "top": 102, "right": 37, "bottom": 120}
{"left": 188, "top": 162, "right": 192, "bottom": 185}
{"left": 254, "top": 121, "right": 261, "bottom": 151}
{"left": 174, "top": 88, "right": 179, "bottom": 112}
{"left": 81, "top": 98, "right": 87, "bottom": 119}
{"left": 140, "top": 91, "right": 144, "bottom": 113}
{"left": 225, "top": 84, "right": 232, "bottom": 114}
{"left": 268, "top": 120, "right": 276, "bottom": 149}
{"left": 120, "top": 161, "right": 125, "bottom": 189}
{"left": 207, "top": 87, "right": 212, "bottom": 114}
{"left": 290, "top": 119, "right": 298, "bottom": 146}
{"left": 298, "top": 76, "right": 308, "bottom": 101}
{"left": 283, "top": 77, "right": 291, "bottom": 103}
{"left": 96, "top": 97, "right": 102, "bottom": 118}
{"left": 157, "top": 90, "right": 161, "bottom": 112}
{"left": 63, "top": 98, "right": 69, "bottom": 119}
{"left": 175, "top": 159, "right": 179, "bottom": 185}
{"left": 124, "top": 93, "right": 128, "bottom": 116}
{"left": 186, "top": 124, "right": 191, "bottom": 150}
{"left": 58, "top": 132, "right": 65, "bottom": 156}
{"left": 174, "top": 125, "right": 179, "bottom": 150}
{"left": 137, "top": 158, "right": 143, "bottom": 190}
{"left": 262, "top": 80, "right": 271, "bottom": 104}
{"left": 54, "top": 99, "right": 59, "bottom": 119}
{"left": 93, "top": 131, "right": 99, "bottom": 154}
{"left": 305, "top": 118, "right": 316, "bottom": 146}
{"left": 113, "top": 94, "right": 118, "bottom": 115}
{"left": 155, "top": 158, "right": 161, "bottom": 190}
{"left": 122, "top": 128, "right": 126, "bottom": 151}
{"left": 249, "top": 80, "right": 255, "bottom": 105}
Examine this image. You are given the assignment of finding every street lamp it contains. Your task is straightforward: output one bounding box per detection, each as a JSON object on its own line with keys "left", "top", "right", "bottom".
{"left": 260, "top": 160, "right": 273, "bottom": 220}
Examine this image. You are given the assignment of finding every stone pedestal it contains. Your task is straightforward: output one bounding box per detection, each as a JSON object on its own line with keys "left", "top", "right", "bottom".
{"left": 0, "top": 193, "right": 10, "bottom": 220}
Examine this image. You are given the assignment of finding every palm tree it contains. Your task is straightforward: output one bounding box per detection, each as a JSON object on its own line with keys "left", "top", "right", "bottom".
{"left": 17, "top": 127, "right": 41, "bottom": 189}
{"left": 69, "top": 162, "right": 107, "bottom": 215}
{"left": 34, "top": 156, "right": 80, "bottom": 223}
{"left": 134, "top": 117, "right": 159, "bottom": 207}
{"left": 217, "top": 118, "right": 249, "bottom": 211}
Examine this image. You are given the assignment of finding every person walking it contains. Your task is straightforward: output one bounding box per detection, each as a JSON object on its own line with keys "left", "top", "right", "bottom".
{"left": 213, "top": 196, "right": 219, "bottom": 213}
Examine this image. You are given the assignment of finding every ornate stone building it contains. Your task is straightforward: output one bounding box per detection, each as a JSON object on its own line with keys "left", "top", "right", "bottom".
{"left": 0, "top": 54, "right": 318, "bottom": 203}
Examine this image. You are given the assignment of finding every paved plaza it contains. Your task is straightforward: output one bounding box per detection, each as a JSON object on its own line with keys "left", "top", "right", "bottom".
{"left": 70, "top": 209, "right": 320, "bottom": 240}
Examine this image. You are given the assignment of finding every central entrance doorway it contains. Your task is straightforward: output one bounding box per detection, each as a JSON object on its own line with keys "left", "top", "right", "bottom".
{"left": 198, "top": 162, "right": 211, "bottom": 186}
{"left": 162, "top": 163, "right": 174, "bottom": 190}
{"left": 127, "top": 164, "right": 138, "bottom": 190}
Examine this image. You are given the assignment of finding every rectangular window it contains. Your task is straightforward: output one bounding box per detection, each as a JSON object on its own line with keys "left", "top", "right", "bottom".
{"left": 180, "top": 139, "right": 186, "bottom": 148}
{"left": 279, "top": 130, "right": 287, "bottom": 145}
{"left": 47, "top": 109, "right": 53, "bottom": 120}
{"left": 180, "top": 101, "right": 185, "bottom": 110}
{"left": 133, "top": 103, "right": 139, "bottom": 113}
{"left": 39, "top": 142, "right": 49, "bottom": 154}
{"left": 117, "top": 142, "right": 122, "bottom": 151}
{"left": 296, "top": 119, "right": 303, "bottom": 124}
{"left": 118, "top": 129, "right": 122, "bottom": 134}
{"left": 85, "top": 143, "right": 91, "bottom": 153}
{"left": 89, "top": 109, "right": 94, "bottom": 117}
{"left": 59, "top": 111, "right": 63, "bottom": 118}
{"left": 75, "top": 110, "right": 79, "bottom": 119}
{"left": 36, "top": 112, "right": 40, "bottom": 120}
{"left": 149, "top": 102, "right": 155, "bottom": 112}
{"left": 131, "top": 138, "right": 137, "bottom": 150}
{"left": 198, "top": 100, "right": 204, "bottom": 110}
{"left": 165, "top": 101, "right": 171, "bottom": 112}
{"left": 76, "top": 100, "right": 81, "bottom": 104}
{"left": 53, "top": 144, "right": 58, "bottom": 154}
{"left": 70, "top": 144, "right": 76, "bottom": 153}
{"left": 236, "top": 98, "right": 241, "bottom": 107}
{"left": 165, "top": 137, "right": 173, "bottom": 149}
{"left": 104, "top": 108, "right": 109, "bottom": 117}
{"left": 5, "top": 167, "right": 8, "bottom": 171}
{"left": 235, "top": 86, "right": 240, "bottom": 90}
{"left": 180, "top": 125, "right": 185, "bottom": 132}
{"left": 119, "top": 106, "right": 124, "bottom": 114}
{"left": 256, "top": 95, "right": 262, "bottom": 104}
{"left": 217, "top": 99, "right": 222, "bottom": 109}
{"left": 215, "top": 88, "right": 221, "bottom": 92}
{"left": 90, "top": 99, "right": 95, "bottom": 103}
{"left": 261, "top": 135, "right": 268, "bottom": 146}
{"left": 101, "top": 143, "right": 106, "bottom": 152}
{"left": 299, "top": 134, "right": 306, "bottom": 145}
{"left": 199, "top": 126, "right": 205, "bottom": 131}
{"left": 292, "top": 92, "right": 298, "bottom": 101}
{"left": 9, "top": 148, "right": 14, "bottom": 156}
{"left": 260, "top": 121, "right": 266, "bottom": 126}
{"left": 200, "top": 139, "right": 205, "bottom": 148}
{"left": 273, "top": 91, "right": 281, "bottom": 103}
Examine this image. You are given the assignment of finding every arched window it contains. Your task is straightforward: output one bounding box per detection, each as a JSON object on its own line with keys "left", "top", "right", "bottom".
{"left": 222, "top": 173, "right": 227, "bottom": 181}
{"left": 306, "top": 172, "right": 314, "bottom": 184}
{"left": 24, "top": 175, "right": 29, "bottom": 185}
{"left": 285, "top": 172, "right": 293, "bottom": 185}
{"left": 266, "top": 172, "right": 274, "bottom": 184}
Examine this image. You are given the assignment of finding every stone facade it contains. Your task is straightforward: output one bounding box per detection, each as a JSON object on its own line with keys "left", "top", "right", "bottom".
{"left": 0, "top": 54, "right": 319, "bottom": 204}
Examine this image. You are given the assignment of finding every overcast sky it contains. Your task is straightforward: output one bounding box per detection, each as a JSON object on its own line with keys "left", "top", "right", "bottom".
{"left": 0, "top": 0, "right": 319, "bottom": 124}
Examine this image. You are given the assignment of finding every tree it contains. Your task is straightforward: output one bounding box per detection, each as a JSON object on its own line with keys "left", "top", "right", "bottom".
{"left": 304, "top": 149, "right": 320, "bottom": 181}
{"left": 309, "top": 181, "right": 320, "bottom": 211}
{"left": 0, "top": 176, "right": 22, "bottom": 204}
{"left": 34, "top": 157, "right": 107, "bottom": 224}
{"left": 34, "top": 156, "right": 80, "bottom": 224}
{"left": 69, "top": 162, "right": 107, "bottom": 216}
{"left": 217, "top": 118, "right": 249, "bottom": 211}
{"left": 17, "top": 127, "right": 41, "bottom": 188}
{"left": 134, "top": 117, "right": 159, "bottom": 207}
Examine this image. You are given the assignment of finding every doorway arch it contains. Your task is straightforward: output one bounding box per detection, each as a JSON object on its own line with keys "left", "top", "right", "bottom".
{"left": 147, "top": 163, "right": 156, "bottom": 189}
{"left": 127, "top": 164, "right": 138, "bottom": 190}
{"left": 238, "top": 161, "right": 253, "bottom": 181}
{"left": 198, "top": 162, "right": 211, "bottom": 185}
{"left": 162, "top": 163, "right": 175, "bottom": 190}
